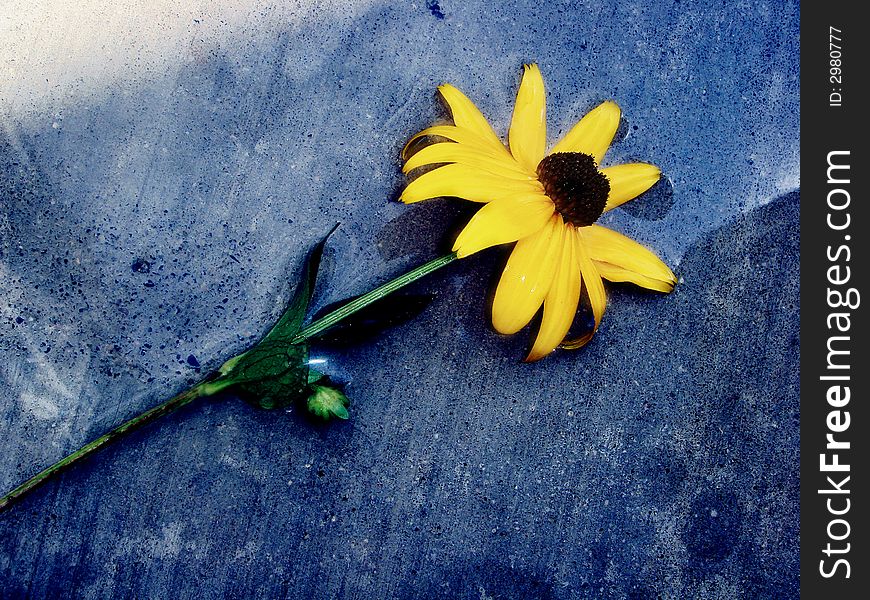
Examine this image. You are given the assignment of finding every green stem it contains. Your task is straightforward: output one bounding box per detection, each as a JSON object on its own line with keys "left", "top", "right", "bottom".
{"left": 0, "top": 380, "right": 229, "bottom": 513}
{"left": 0, "top": 252, "right": 457, "bottom": 512}
{"left": 292, "top": 252, "right": 458, "bottom": 343}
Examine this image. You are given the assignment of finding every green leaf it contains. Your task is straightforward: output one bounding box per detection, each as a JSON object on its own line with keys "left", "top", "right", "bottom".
{"left": 228, "top": 341, "right": 310, "bottom": 409}
{"left": 263, "top": 223, "right": 338, "bottom": 343}
{"left": 213, "top": 226, "right": 338, "bottom": 409}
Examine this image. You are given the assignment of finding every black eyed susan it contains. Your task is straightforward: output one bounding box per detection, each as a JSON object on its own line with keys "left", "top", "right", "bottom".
{"left": 401, "top": 64, "right": 676, "bottom": 361}
{"left": 4, "top": 66, "right": 684, "bottom": 509}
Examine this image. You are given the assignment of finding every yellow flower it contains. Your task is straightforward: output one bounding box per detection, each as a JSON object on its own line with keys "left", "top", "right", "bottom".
{"left": 401, "top": 64, "right": 676, "bottom": 361}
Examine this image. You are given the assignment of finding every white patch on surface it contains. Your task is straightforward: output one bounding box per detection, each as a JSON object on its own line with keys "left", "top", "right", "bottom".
{"left": 0, "top": 263, "right": 92, "bottom": 427}
{"left": 0, "top": 0, "right": 377, "bottom": 118}
{"left": 17, "top": 390, "right": 60, "bottom": 421}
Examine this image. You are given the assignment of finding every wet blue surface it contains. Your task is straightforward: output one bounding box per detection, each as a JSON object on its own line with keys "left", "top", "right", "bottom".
{"left": 1, "top": 1, "right": 798, "bottom": 598}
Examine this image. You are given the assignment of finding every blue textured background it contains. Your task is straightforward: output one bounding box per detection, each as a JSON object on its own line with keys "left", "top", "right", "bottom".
{"left": 0, "top": 1, "right": 798, "bottom": 598}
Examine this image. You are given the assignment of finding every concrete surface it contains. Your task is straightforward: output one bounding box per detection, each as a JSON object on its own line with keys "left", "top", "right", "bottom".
{"left": 0, "top": 1, "right": 798, "bottom": 598}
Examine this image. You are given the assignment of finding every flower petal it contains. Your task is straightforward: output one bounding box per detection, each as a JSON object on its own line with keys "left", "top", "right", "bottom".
{"left": 558, "top": 228, "right": 607, "bottom": 350}
{"left": 601, "top": 163, "right": 661, "bottom": 212}
{"left": 453, "top": 192, "right": 554, "bottom": 258}
{"left": 550, "top": 101, "right": 621, "bottom": 165}
{"left": 402, "top": 125, "right": 511, "bottom": 161}
{"left": 594, "top": 260, "right": 675, "bottom": 292}
{"left": 437, "top": 83, "right": 505, "bottom": 153}
{"left": 525, "top": 226, "right": 581, "bottom": 361}
{"left": 400, "top": 163, "right": 543, "bottom": 204}
{"left": 509, "top": 64, "right": 547, "bottom": 173}
{"left": 576, "top": 228, "right": 607, "bottom": 330}
{"left": 583, "top": 225, "right": 676, "bottom": 285}
{"left": 559, "top": 227, "right": 607, "bottom": 350}
{"left": 492, "top": 215, "right": 564, "bottom": 335}
{"left": 403, "top": 142, "right": 535, "bottom": 180}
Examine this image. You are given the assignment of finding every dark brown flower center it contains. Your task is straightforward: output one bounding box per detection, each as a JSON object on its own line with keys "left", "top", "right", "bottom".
{"left": 536, "top": 152, "right": 610, "bottom": 227}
